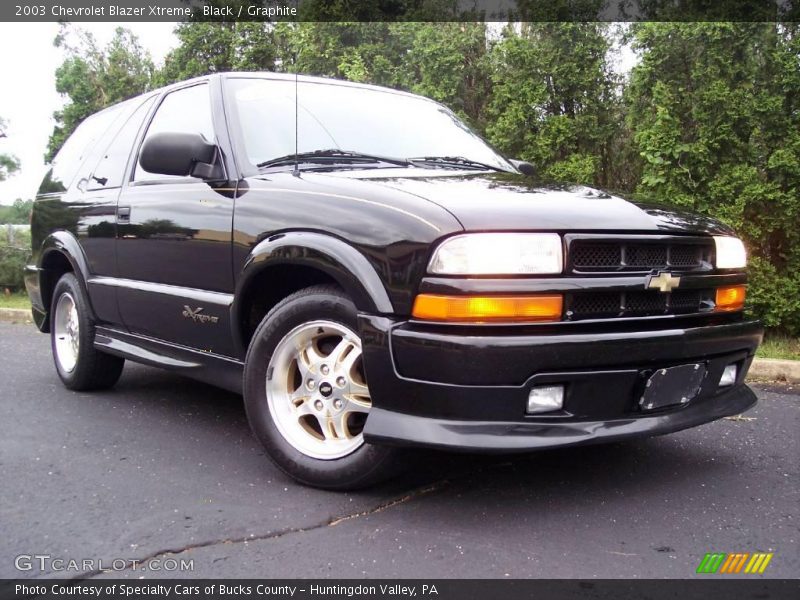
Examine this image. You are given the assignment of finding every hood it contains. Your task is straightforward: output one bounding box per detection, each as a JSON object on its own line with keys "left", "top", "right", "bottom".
{"left": 318, "top": 170, "right": 733, "bottom": 235}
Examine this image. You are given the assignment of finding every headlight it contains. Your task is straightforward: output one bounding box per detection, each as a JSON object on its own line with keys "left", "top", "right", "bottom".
{"left": 714, "top": 236, "right": 747, "bottom": 269}
{"left": 428, "top": 233, "right": 563, "bottom": 275}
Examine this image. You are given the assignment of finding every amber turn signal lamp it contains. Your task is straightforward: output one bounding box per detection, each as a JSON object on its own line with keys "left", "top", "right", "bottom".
{"left": 715, "top": 285, "right": 746, "bottom": 312}
{"left": 412, "top": 294, "right": 563, "bottom": 323}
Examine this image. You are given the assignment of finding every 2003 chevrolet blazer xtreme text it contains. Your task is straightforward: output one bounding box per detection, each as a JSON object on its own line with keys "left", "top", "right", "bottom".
{"left": 26, "top": 73, "right": 763, "bottom": 489}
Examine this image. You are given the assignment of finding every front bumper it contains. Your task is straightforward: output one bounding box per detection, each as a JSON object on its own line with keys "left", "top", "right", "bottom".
{"left": 359, "top": 315, "right": 763, "bottom": 452}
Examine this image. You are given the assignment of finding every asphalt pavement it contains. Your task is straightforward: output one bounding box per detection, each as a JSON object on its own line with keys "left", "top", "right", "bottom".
{"left": 0, "top": 322, "right": 797, "bottom": 579}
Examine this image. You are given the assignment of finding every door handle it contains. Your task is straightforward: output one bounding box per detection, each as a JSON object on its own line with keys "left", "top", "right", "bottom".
{"left": 117, "top": 206, "right": 131, "bottom": 221}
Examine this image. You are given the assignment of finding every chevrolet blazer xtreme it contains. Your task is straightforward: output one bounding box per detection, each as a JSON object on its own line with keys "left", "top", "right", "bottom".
{"left": 26, "top": 73, "right": 763, "bottom": 489}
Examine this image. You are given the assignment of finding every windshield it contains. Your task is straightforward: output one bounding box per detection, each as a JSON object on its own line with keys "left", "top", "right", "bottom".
{"left": 228, "top": 77, "right": 513, "bottom": 172}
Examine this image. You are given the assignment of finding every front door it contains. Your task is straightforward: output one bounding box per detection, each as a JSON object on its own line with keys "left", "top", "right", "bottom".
{"left": 115, "top": 82, "right": 236, "bottom": 357}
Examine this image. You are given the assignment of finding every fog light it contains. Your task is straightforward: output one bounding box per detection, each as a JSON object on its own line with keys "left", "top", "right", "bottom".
{"left": 527, "top": 385, "right": 565, "bottom": 414}
{"left": 719, "top": 364, "right": 738, "bottom": 387}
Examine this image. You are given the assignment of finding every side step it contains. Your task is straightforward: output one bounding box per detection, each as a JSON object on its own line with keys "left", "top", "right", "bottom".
{"left": 94, "top": 326, "right": 244, "bottom": 394}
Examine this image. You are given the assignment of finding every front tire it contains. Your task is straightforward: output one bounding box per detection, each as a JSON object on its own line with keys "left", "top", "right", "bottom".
{"left": 50, "top": 273, "right": 125, "bottom": 391}
{"left": 244, "top": 285, "right": 402, "bottom": 490}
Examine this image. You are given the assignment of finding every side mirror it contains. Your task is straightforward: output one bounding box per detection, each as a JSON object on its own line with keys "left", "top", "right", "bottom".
{"left": 510, "top": 159, "right": 536, "bottom": 176}
{"left": 139, "top": 132, "right": 220, "bottom": 179}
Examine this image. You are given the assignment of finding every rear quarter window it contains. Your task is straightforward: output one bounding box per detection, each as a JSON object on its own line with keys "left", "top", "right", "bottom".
{"left": 87, "top": 96, "right": 156, "bottom": 191}
{"left": 39, "top": 105, "right": 126, "bottom": 195}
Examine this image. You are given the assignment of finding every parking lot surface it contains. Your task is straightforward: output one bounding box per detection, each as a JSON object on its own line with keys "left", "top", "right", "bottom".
{"left": 1, "top": 322, "right": 797, "bottom": 579}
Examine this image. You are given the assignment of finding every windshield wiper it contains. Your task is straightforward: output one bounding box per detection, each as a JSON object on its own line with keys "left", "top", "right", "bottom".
{"left": 257, "top": 149, "right": 412, "bottom": 169}
{"left": 408, "top": 155, "right": 505, "bottom": 171}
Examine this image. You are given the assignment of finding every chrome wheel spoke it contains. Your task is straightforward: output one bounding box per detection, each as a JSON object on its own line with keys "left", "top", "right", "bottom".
{"left": 344, "top": 396, "right": 371, "bottom": 414}
{"left": 289, "top": 386, "right": 311, "bottom": 409}
{"left": 325, "top": 412, "right": 351, "bottom": 440}
{"left": 289, "top": 387, "right": 309, "bottom": 403}
{"left": 294, "top": 400, "right": 315, "bottom": 418}
{"left": 347, "top": 379, "right": 370, "bottom": 399}
{"left": 298, "top": 341, "right": 325, "bottom": 376}
{"left": 330, "top": 338, "right": 358, "bottom": 371}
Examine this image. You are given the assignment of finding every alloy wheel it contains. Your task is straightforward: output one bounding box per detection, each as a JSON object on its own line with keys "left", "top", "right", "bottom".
{"left": 266, "top": 320, "right": 371, "bottom": 460}
{"left": 54, "top": 292, "right": 80, "bottom": 373}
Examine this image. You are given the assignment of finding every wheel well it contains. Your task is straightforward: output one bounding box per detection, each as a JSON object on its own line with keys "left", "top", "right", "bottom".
{"left": 240, "top": 265, "right": 341, "bottom": 348}
{"left": 40, "top": 250, "right": 74, "bottom": 312}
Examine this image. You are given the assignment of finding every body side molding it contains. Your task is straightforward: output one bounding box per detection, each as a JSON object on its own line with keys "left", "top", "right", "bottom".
{"left": 89, "top": 276, "right": 234, "bottom": 306}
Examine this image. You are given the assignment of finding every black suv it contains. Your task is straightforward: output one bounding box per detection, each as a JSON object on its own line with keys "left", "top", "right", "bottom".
{"left": 26, "top": 73, "right": 762, "bottom": 489}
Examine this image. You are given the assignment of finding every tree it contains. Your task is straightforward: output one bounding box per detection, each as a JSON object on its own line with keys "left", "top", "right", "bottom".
{"left": 626, "top": 23, "right": 800, "bottom": 333}
{"left": 485, "top": 23, "right": 621, "bottom": 186}
{"left": 397, "top": 22, "right": 492, "bottom": 130}
{"left": 46, "top": 26, "right": 155, "bottom": 161}
{"left": 157, "top": 21, "right": 277, "bottom": 85}
{"left": 273, "top": 22, "right": 405, "bottom": 85}
{"left": 38, "top": 20, "right": 800, "bottom": 334}
{"left": 0, "top": 226, "right": 30, "bottom": 290}
{"left": 0, "top": 117, "right": 20, "bottom": 182}
{"left": 271, "top": 22, "right": 492, "bottom": 134}
{"left": 0, "top": 199, "right": 33, "bottom": 224}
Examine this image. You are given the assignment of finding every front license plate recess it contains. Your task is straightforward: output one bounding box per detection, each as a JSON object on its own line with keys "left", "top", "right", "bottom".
{"left": 639, "top": 363, "right": 706, "bottom": 411}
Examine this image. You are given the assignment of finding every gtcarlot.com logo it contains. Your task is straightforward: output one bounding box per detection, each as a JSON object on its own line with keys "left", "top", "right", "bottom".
{"left": 696, "top": 552, "right": 774, "bottom": 574}
{"left": 15, "top": 554, "right": 194, "bottom": 573}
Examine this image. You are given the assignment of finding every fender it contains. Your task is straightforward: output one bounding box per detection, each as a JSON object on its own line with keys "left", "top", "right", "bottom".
{"left": 232, "top": 231, "right": 394, "bottom": 353}
{"left": 37, "top": 231, "right": 97, "bottom": 322}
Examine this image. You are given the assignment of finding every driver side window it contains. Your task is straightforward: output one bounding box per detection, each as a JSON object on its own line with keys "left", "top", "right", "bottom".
{"left": 134, "top": 83, "right": 215, "bottom": 182}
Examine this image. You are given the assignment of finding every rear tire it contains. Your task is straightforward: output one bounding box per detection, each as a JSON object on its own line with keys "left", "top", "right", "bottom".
{"left": 50, "top": 273, "right": 125, "bottom": 391}
{"left": 244, "top": 284, "right": 403, "bottom": 490}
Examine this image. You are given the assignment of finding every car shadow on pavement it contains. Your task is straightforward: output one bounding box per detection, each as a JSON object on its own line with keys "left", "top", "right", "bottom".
{"left": 109, "top": 362, "right": 735, "bottom": 501}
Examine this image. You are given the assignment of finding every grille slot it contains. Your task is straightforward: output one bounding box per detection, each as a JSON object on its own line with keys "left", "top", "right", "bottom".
{"left": 627, "top": 246, "right": 667, "bottom": 268}
{"left": 669, "top": 290, "right": 703, "bottom": 312}
{"left": 669, "top": 245, "right": 703, "bottom": 267}
{"left": 625, "top": 291, "right": 666, "bottom": 314}
{"left": 570, "top": 238, "right": 713, "bottom": 273}
{"left": 570, "top": 293, "right": 621, "bottom": 317}
{"left": 571, "top": 244, "right": 621, "bottom": 268}
{"left": 566, "top": 289, "right": 714, "bottom": 321}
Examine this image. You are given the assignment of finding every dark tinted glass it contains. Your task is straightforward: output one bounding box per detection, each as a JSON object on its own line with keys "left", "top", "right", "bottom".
{"left": 134, "top": 84, "right": 214, "bottom": 182}
{"left": 40, "top": 105, "right": 125, "bottom": 195}
{"left": 88, "top": 96, "right": 156, "bottom": 190}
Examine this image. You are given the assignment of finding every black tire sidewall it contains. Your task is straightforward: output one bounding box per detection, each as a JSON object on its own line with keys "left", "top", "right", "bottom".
{"left": 50, "top": 272, "right": 123, "bottom": 390}
{"left": 243, "top": 286, "right": 397, "bottom": 490}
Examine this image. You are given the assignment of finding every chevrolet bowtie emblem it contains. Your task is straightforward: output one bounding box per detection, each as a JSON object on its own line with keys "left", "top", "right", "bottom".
{"left": 646, "top": 272, "right": 681, "bottom": 293}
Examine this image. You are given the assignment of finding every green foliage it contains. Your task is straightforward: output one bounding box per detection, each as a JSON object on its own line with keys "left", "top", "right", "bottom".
{"left": 0, "top": 290, "right": 31, "bottom": 309}
{"left": 0, "top": 117, "right": 21, "bottom": 182}
{"left": 296, "top": 0, "right": 462, "bottom": 21}
{"left": 42, "top": 21, "right": 800, "bottom": 333}
{"left": 626, "top": 23, "right": 800, "bottom": 334}
{"left": 0, "top": 226, "right": 30, "bottom": 290}
{"left": 399, "top": 23, "right": 491, "bottom": 128}
{"left": 0, "top": 199, "right": 33, "bottom": 225}
{"left": 156, "top": 22, "right": 277, "bottom": 85}
{"left": 485, "top": 24, "right": 620, "bottom": 186}
{"left": 47, "top": 25, "right": 155, "bottom": 161}
{"left": 755, "top": 333, "right": 800, "bottom": 361}
{"left": 0, "top": 153, "right": 20, "bottom": 183}
{"left": 275, "top": 22, "right": 403, "bottom": 83}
